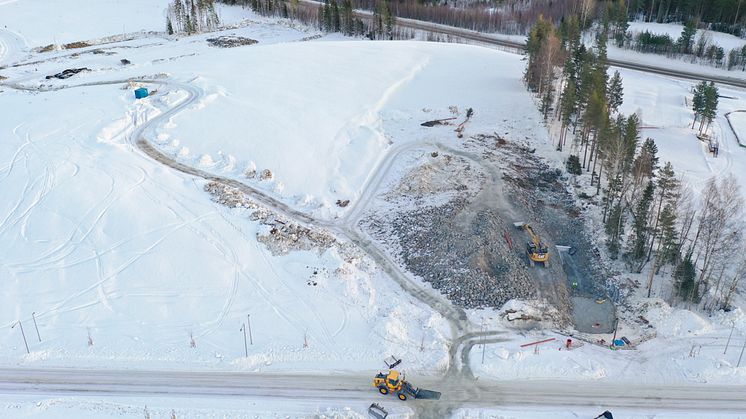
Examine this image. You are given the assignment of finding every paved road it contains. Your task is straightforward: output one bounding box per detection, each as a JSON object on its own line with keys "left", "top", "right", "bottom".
{"left": 0, "top": 367, "right": 744, "bottom": 412}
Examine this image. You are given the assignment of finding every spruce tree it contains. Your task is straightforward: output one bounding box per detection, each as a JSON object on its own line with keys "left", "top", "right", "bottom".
{"left": 675, "top": 256, "right": 699, "bottom": 302}
{"left": 691, "top": 81, "right": 706, "bottom": 129}
{"left": 702, "top": 81, "right": 719, "bottom": 134}
{"left": 677, "top": 19, "right": 697, "bottom": 54}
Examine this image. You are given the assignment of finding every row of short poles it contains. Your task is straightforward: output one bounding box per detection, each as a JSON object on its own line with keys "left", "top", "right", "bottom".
{"left": 11, "top": 312, "right": 42, "bottom": 353}
{"left": 11, "top": 313, "right": 258, "bottom": 356}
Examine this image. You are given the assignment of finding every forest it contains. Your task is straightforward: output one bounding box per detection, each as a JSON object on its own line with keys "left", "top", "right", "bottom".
{"left": 525, "top": 16, "right": 745, "bottom": 310}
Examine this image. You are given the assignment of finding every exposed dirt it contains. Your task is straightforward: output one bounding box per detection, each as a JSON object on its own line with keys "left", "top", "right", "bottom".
{"left": 206, "top": 36, "right": 258, "bottom": 48}
{"left": 362, "top": 149, "right": 536, "bottom": 311}
{"left": 467, "top": 134, "right": 612, "bottom": 327}
{"left": 63, "top": 41, "right": 91, "bottom": 49}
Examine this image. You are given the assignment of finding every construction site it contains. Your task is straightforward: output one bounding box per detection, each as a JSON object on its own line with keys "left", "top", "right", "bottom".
{"left": 362, "top": 130, "right": 616, "bottom": 333}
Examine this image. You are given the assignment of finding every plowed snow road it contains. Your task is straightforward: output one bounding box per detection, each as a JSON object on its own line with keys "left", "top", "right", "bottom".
{"left": 0, "top": 367, "right": 744, "bottom": 412}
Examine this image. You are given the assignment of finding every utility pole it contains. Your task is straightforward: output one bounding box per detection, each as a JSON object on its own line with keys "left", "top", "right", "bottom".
{"left": 738, "top": 338, "right": 746, "bottom": 368}
{"left": 724, "top": 322, "right": 735, "bottom": 354}
{"left": 481, "top": 318, "right": 486, "bottom": 364}
{"left": 247, "top": 314, "right": 253, "bottom": 345}
{"left": 240, "top": 323, "right": 248, "bottom": 357}
{"left": 12, "top": 321, "right": 29, "bottom": 354}
{"left": 31, "top": 312, "right": 41, "bottom": 342}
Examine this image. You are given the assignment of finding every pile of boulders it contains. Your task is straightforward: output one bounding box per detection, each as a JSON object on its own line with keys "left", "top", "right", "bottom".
{"left": 206, "top": 36, "right": 258, "bottom": 48}
{"left": 361, "top": 152, "right": 535, "bottom": 309}
{"left": 203, "top": 181, "right": 336, "bottom": 255}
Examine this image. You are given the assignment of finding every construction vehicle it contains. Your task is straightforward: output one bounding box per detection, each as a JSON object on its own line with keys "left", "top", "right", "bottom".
{"left": 372, "top": 369, "right": 441, "bottom": 401}
{"left": 513, "top": 222, "right": 549, "bottom": 267}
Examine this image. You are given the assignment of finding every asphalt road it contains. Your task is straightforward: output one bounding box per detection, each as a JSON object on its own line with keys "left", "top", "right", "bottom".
{"left": 0, "top": 367, "right": 744, "bottom": 413}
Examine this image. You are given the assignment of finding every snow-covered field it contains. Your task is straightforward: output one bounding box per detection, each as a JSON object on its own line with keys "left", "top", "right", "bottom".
{"left": 2, "top": 0, "right": 746, "bottom": 417}
{"left": 0, "top": 0, "right": 253, "bottom": 47}
{"left": 728, "top": 111, "right": 746, "bottom": 146}
{"left": 616, "top": 67, "right": 746, "bottom": 197}
{"left": 627, "top": 22, "right": 746, "bottom": 52}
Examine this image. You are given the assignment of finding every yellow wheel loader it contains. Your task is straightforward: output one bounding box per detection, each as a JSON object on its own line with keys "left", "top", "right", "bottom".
{"left": 372, "top": 369, "right": 441, "bottom": 401}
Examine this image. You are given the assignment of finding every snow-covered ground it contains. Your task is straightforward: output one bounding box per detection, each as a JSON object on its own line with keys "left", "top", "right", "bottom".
{"left": 0, "top": 393, "right": 410, "bottom": 419}
{"left": 0, "top": 0, "right": 253, "bottom": 47}
{"left": 728, "top": 111, "right": 746, "bottom": 146}
{"left": 617, "top": 67, "right": 746, "bottom": 197}
{"left": 2, "top": 0, "right": 746, "bottom": 417}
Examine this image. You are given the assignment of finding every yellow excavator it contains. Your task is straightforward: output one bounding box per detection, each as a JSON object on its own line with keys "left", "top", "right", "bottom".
{"left": 372, "top": 369, "right": 441, "bottom": 401}
{"left": 514, "top": 222, "right": 549, "bottom": 267}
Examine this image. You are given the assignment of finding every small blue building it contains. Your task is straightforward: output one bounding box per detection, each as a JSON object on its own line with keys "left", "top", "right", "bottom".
{"left": 134, "top": 87, "right": 148, "bottom": 99}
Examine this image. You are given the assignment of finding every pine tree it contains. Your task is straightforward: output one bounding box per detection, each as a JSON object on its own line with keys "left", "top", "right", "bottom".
{"left": 341, "top": 0, "right": 353, "bottom": 35}
{"left": 382, "top": 1, "right": 394, "bottom": 40}
{"left": 323, "top": 0, "right": 332, "bottom": 32}
{"left": 606, "top": 203, "right": 624, "bottom": 259}
{"left": 632, "top": 137, "right": 659, "bottom": 184}
{"left": 658, "top": 202, "right": 679, "bottom": 265}
{"left": 595, "top": 31, "right": 610, "bottom": 89}
{"left": 626, "top": 180, "right": 655, "bottom": 269}
{"left": 331, "top": 0, "right": 340, "bottom": 32}
{"left": 167, "top": 17, "right": 175, "bottom": 35}
{"left": 645, "top": 161, "right": 680, "bottom": 263}
{"left": 318, "top": 3, "right": 325, "bottom": 30}
{"left": 607, "top": 70, "right": 624, "bottom": 114}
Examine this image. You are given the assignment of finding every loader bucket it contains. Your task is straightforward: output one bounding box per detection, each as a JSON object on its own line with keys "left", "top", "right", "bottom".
{"left": 368, "top": 403, "right": 388, "bottom": 419}
{"left": 513, "top": 221, "right": 526, "bottom": 228}
{"left": 384, "top": 355, "right": 401, "bottom": 369}
{"left": 555, "top": 245, "right": 572, "bottom": 252}
{"left": 414, "top": 388, "right": 442, "bottom": 400}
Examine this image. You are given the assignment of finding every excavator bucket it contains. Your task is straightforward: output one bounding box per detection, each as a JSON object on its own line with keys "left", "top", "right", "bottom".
{"left": 513, "top": 221, "right": 526, "bottom": 228}
{"left": 368, "top": 403, "right": 388, "bottom": 419}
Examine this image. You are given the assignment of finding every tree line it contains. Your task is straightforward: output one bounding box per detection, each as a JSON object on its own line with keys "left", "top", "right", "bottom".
{"left": 627, "top": 0, "right": 746, "bottom": 32}
{"left": 167, "top": 0, "right": 221, "bottom": 35}
{"left": 525, "top": 16, "right": 745, "bottom": 311}
{"left": 218, "top": 0, "right": 415, "bottom": 39}
{"left": 622, "top": 18, "right": 746, "bottom": 71}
